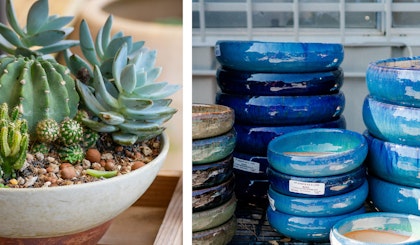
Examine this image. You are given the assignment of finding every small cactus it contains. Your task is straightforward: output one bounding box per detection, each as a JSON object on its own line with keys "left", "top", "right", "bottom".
{"left": 58, "top": 144, "right": 84, "bottom": 164}
{"left": 59, "top": 119, "right": 83, "bottom": 146}
{"left": 36, "top": 118, "right": 59, "bottom": 143}
{"left": 31, "top": 142, "right": 50, "bottom": 154}
{"left": 81, "top": 127, "right": 99, "bottom": 148}
{"left": 0, "top": 103, "right": 29, "bottom": 179}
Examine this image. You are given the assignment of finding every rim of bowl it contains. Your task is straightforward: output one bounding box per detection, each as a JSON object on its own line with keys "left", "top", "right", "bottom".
{"left": 369, "top": 56, "right": 420, "bottom": 71}
{"left": 0, "top": 133, "right": 169, "bottom": 193}
{"left": 331, "top": 212, "right": 420, "bottom": 244}
{"left": 192, "top": 103, "right": 234, "bottom": 119}
{"left": 216, "top": 40, "right": 343, "bottom": 48}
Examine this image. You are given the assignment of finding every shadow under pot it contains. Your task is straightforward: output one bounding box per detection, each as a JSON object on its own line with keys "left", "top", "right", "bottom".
{"left": 267, "top": 165, "right": 366, "bottom": 198}
{"left": 234, "top": 116, "right": 346, "bottom": 156}
{"left": 215, "top": 41, "right": 344, "bottom": 73}
{"left": 192, "top": 129, "right": 236, "bottom": 164}
{"left": 192, "top": 154, "right": 233, "bottom": 190}
{"left": 192, "top": 176, "right": 235, "bottom": 212}
{"left": 216, "top": 67, "right": 343, "bottom": 96}
{"left": 363, "top": 95, "right": 420, "bottom": 147}
{"left": 216, "top": 92, "right": 345, "bottom": 126}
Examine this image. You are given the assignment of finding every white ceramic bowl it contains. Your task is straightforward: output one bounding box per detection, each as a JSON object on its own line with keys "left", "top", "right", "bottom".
{"left": 0, "top": 133, "right": 169, "bottom": 238}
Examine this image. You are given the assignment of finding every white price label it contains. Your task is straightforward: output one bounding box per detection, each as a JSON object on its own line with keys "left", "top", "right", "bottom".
{"left": 214, "top": 44, "right": 221, "bottom": 57}
{"left": 268, "top": 194, "right": 275, "bottom": 211}
{"left": 233, "top": 157, "right": 260, "bottom": 173}
{"left": 289, "top": 180, "right": 325, "bottom": 195}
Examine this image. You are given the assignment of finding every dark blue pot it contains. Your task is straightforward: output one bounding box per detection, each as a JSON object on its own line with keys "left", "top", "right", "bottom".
{"left": 366, "top": 56, "right": 420, "bottom": 108}
{"left": 266, "top": 205, "right": 365, "bottom": 242}
{"left": 363, "top": 95, "right": 420, "bottom": 147}
{"left": 234, "top": 116, "right": 346, "bottom": 156}
{"left": 216, "top": 67, "right": 343, "bottom": 96}
{"left": 192, "top": 154, "right": 233, "bottom": 190}
{"left": 364, "top": 131, "right": 420, "bottom": 189}
{"left": 192, "top": 176, "right": 235, "bottom": 212}
{"left": 215, "top": 41, "right": 344, "bottom": 73}
{"left": 267, "top": 165, "right": 366, "bottom": 198}
{"left": 216, "top": 92, "right": 345, "bottom": 126}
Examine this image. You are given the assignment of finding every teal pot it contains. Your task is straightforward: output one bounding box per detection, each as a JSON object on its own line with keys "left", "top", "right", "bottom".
{"left": 192, "top": 129, "right": 236, "bottom": 164}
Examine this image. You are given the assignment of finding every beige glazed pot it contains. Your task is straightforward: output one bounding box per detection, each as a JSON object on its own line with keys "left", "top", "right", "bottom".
{"left": 0, "top": 133, "right": 169, "bottom": 243}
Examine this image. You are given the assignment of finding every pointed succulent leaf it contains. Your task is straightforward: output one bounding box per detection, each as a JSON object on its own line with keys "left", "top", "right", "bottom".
{"left": 129, "top": 41, "right": 145, "bottom": 55}
{"left": 64, "top": 51, "right": 93, "bottom": 79}
{"left": 146, "top": 67, "right": 163, "bottom": 83}
{"left": 99, "top": 111, "right": 125, "bottom": 125}
{"left": 146, "top": 84, "right": 181, "bottom": 99}
{"left": 14, "top": 47, "right": 38, "bottom": 57}
{"left": 104, "top": 36, "right": 132, "bottom": 59}
{"left": 111, "top": 31, "right": 124, "bottom": 40}
{"left": 135, "top": 71, "right": 147, "bottom": 88}
{"left": 120, "top": 64, "right": 136, "bottom": 93}
{"left": 112, "top": 43, "right": 128, "bottom": 92}
{"left": 99, "top": 58, "right": 114, "bottom": 79}
{"left": 36, "top": 40, "right": 79, "bottom": 54}
{"left": 76, "top": 80, "right": 107, "bottom": 115}
{"left": 101, "top": 15, "right": 113, "bottom": 52}
{"left": 39, "top": 16, "right": 73, "bottom": 32}
{"left": 80, "top": 19, "right": 100, "bottom": 66}
{"left": 132, "top": 82, "right": 169, "bottom": 98}
{"left": 124, "top": 106, "right": 177, "bottom": 121}
{"left": 95, "top": 26, "right": 105, "bottom": 60}
{"left": 118, "top": 95, "right": 153, "bottom": 110}
{"left": 118, "top": 121, "right": 161, "bottom": 134}
{"left": 135, "top": 128, "right": 165, "bottom": 142}
{"left": 111, "top": 132, "right": 138, "bottom": 146}
{"left": 26, "top": 0, "right": 49, "bottom": 35}
{"left": 22, "top": 30, "right": 66, "bottom": 47}
{"left": 93, "top": 65, "right": 119, "bottom": 109}
{"left": 5, "top": 0, "right": 26, "bottom": 37}
{"left": 81, "top": 117, "right": 119, "bottom": 133}
{"left": 0, "top": 42, "right": 14, "bottom": 54}
{"left": 134, "top": 49, "right": 157, "bottom": 71}
{"left": 0, "top": 23, "right": 23, "bottom": 47}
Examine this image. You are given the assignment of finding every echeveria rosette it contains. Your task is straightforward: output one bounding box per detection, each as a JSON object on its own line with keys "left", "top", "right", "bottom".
{"left": 77, "top": 43, "right": 180, "bottom": 145}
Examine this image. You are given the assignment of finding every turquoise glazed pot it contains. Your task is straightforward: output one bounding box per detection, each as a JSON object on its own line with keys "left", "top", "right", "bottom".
{"left": 364, "top": 131, "right": 420, "bottom": 188}
{"left": 366, "top": 56, "right": 420, "bottom": 108}
{"left": 215, "top": 41, "right": 344, "bottom": 73}
{"left": 216, "top": 92, "right": 345, "bottom": 126}
{"left": 267, "top": 205, "right": 365, "bottom": 242}
{"left": 216, "top": 67, "right": 343, "bottom": 96}
{"left": 192, "top": 154, "right": 233, "bottom": 190}
{"left": 369, "top": 175, "right": 420, "bottom": 216}
{"left": 192, "top": 129, "right": 236, "bottom": 164}
{"left": 330, "top": 212, "right": 420, "bottom": 245}
{"left": 234, "top": 116, "right": 346, "bottom": 155}
{"left": 192, "top": 216, "right": 237, "bottom": 245}
{"left": 267, "top": 180, "right": 368, "bottom": 217}
{"left": 267, "top": 128, "right": 367, "bottom": 177}
{"left": 267, "top": 165, "right": 366, "bottom": 197}
{"left": 192, "top": 176, "right": 235, "bottom": 212}
{"left": 363, "top": 95, "right": 420, "bottom": 147}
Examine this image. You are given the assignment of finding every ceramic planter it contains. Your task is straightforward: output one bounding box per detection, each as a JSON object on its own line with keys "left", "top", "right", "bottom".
{"left": 234, "top": 116, "right": 346, "bottom": 155}
{"left": 363, "top": 95, "right": 420, "bottom": 147}
{"left": 267, "top": 165, "right": 366, "bottom": 198}
{"left": 330, "top": 212, "right": 420, "bottom": 245}
{"left": 192, "top": 154, "right": 233, "bottom": 189}
{"left": 192, "top": 103, "right": 234, "bottom": 140}
{"left": 267, "top": 128, "right": 367, "bottom": 177}
{"left": 192, "top": 216, "right": 237, "bottom": 245}
{"left": 216, "top": 92, "right": 345, "bottom": 126}
{"left": 366, "top": 56, "right": 420, "bottom": 108}
{"left": 364, "top": 131, "right": 420, "bottom": 188}
{"left": 192, "top": 176, "right": 235, "bottom": 212}
{"left": 215, "top": 41, "right": 344, "bottom": 73}
{"left": 0, "top": 133, "right": 169, "bottom": 242}
{"left": 267, "top": 205, "right": 365, "bottom": 242}
{"left": 268, "top": 180, "right": 368, "bottom": 217}
{"left": 217, "top": 67, "right": 343, "bottom": 96}
{"left": 369, "top": 175, "right": 420, "bottom": 216}
{"left": 192, "top": 129, "right": 236, "bottom": 164}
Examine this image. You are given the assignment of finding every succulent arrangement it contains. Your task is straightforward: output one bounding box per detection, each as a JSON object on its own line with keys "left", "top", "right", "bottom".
{"left": 0, "top": 0, "right": 179, "bottom": 183}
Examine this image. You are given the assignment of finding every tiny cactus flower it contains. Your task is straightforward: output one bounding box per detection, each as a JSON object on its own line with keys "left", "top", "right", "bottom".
{"left": 58, "top": 144, "right": 84, "bottom": 164}
{"left": 36, "top": 119, "right": 59, "bottom": 143}
{"left": 59, "top": 119, "right": 83, "bottom": 146}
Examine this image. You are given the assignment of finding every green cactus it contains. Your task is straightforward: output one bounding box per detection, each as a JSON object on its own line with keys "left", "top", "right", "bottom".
{"left": 81, "top": 127, "right": 99, "bottom": 148}
{"left": 59, "top": 119, "right": 83, "bottom": 146}
{"left": 0, "top": 103, "right": 29, "bottom": 179}
{"left": 58, "top": 144, "right": 84, "bottom": 164}
{"left": 31, "top": 142, "right": 50, "bottom": 154}
{"left": 0, "top": 0, "right": 80, "bottom": 138}
{"left": 36, "top": 118, "right": 59, "bottom": 143}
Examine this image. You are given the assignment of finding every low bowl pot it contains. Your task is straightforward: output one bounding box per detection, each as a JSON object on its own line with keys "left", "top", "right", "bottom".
{"left": 192, "top": 154, "right": 233, "bottom": 190}
{"left": 192, "top": 103, "right": 234, "bottom": 140}
{"left": 192, "top": 129, "right": 236, "bottom": 164}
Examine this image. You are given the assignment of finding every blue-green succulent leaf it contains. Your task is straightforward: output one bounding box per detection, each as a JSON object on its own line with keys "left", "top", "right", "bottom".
{"left": 76, "top": 80, "right": 107, "bottom": 115}
{"left": 5, "top": 0, "right": 25, "bottom": 37}
{"left": 104, "top": 36, "right": 132, "bottom": 59}
{"left": 93, "top": 66, "right": 119, "bottom": 110}
{"left": 36, "top": 40, "right": 79, "bottom": 54}
{"left": 64, "top": 50, "right": 94, "bottom": 80}
{"left": 40, "top": 16, "right": 73, "bottom": 32}
{"left": 0, "top": 23, "right": 23, "bottom": 47}
{"left": 99, "top": 111, "right": 125, "bottom": 125}
{"left": 118, "top": 95, "right": 153, "bottom": 110}
{"left": 111, "top": 132, "right": 138, "bottom": 146}
{"left": 95, "top": 26, "right": 105, "bottom": 60}
{"left": 26, "top": 0, "right": 49, "bottom": 35}
{"left": 112, "top": 44, "right": 128, "bottom": 92}
{"left": 22, "top": 30, "right": 66, "bottom": 47}
{"left": 81, "top": 117, "right": 119, "bottom": 133}
{"left": 80, "top": 19, "right": 100, "bottom": 66}
{"left": 120, "top": 64, "right": 136, "bottom": 93}
{"left": 101, "top": 15, "right": 113, "bottom": 52}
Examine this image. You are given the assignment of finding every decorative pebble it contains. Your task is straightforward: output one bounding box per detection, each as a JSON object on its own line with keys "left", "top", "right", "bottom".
{"left": 60, "top": 166, "right": 77, "bottom": 179}
{"left": 101, "top": 153, "right": 113, "bottom": 160}
{"left": 9, "top": 179, "right": 18, "bottom": 185}
{"left": 132, "top": 161, "right": 145, "bottom": 170}
{"left": 142, "top": 146, "right": 153, "bottom": 156}
{"left": 85, "top": 148, "right": 101, "bottom": 163}
{"left": 105, "top": 159, "right": 115, "bottom": 171}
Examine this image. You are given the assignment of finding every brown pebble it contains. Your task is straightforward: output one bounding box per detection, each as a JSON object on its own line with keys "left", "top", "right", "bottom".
{"left": 60, "top": 163, "right": 73, "bottom": 170}
{"left": 60, "top": 166, "right": 76, "bottom": 179}
{"left": 115, "top": 146, "right": 124, "bottom": 152}
{"left": 85, "top": 148, "right": 101, "bottom": 163}
{"left": 131, "top": 161, "right": 145, "bottom": 171}
{"left": 99, "top": 159, "right": 106, "bottom": 167}
{"left": 104, "top": 159, "right": 115, "bottom": 171}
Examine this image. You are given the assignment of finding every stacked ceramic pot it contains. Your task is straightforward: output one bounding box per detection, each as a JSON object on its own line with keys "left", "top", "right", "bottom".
{"left": 363, "top": 57, "right": 420, "bottom": 216}
{"left": 266, "top": 128, "right": 369, "bottom": 242}
{"left": 192, "top": 103, "right": 237, "bottom": 245}
{"left": 214, "top": 41, "right": 347, "bottom": 203}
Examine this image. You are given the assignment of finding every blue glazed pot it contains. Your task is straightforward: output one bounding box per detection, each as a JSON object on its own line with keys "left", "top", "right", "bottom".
{"left": 192, "top": 129, "right": 236, "bottom": 164}
{"left": 267, "top": 180, "right": 368, "bottom": 217}
{"left": 364, "top": 131, "right": 420, "bottom": 188}
{"left": 363, "top": 95, "right": 420, "bottom": 147}
{"left": 215, "top": 41, "right": 344, "bottom": 73}
{"left": 192, "top": 176, "right": 235, "bottom": 212}
{"left": 267, "top": 165, "right": 366, "bottom": 197}
{"left": 266, "top": 205, "right": 365, "bottom": 243}
{"left": 369, "top": 175, "right": 420, "bottom": 216}
{"left": 234, "top": 117, "right": 346, "bottom": 156}
{"left": 366, "top": 56, "right": 420, "bottom": 108}
{"left": 216, "top": 67, "right": 343, "bottom": 96}
{"left": 233, "top": 151, "right": 269, "bottom": 175}
{"left": 330, "top": 212, "right": 420, "bottom": 245}
{"left": 192, "top": 154, "right": 233, "bottom": 190}
{"left": 267, "top": 128, "right": 367, "bottom": 177}
{"left": 216, "top": 92, "right": 345, "bottom": 126}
